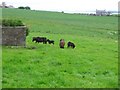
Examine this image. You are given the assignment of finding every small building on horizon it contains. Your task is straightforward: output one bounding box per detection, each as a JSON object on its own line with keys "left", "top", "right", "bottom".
{"left": 96, "top": 9, "right": 111, "bottom": 16}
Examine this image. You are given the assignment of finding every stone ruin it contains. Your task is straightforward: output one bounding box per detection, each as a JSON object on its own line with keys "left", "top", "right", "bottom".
{"left": 1, "top": 26, "right": 27, "bottom": 46}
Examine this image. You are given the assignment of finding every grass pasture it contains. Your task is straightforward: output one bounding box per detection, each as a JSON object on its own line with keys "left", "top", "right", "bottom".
{"left": 2, "top": 8, "right": 118, "bottom": 88}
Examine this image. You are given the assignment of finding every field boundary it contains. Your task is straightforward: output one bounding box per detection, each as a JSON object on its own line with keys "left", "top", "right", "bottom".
{"left": 0, "top": 8, "right": 2, "bottom": 89}
{"left": 118, "top": 1, "right": 120, "bottom": 89}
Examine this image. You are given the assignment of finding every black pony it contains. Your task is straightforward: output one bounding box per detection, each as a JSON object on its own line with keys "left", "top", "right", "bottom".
{"left": 47, "top": 39, "right": 54, "bottom": 44}
{"left": 32, "top": 37, "right": 47, "bottom": 44}
{"left": 67, "top": 41, "right": 75, "bottom": 48}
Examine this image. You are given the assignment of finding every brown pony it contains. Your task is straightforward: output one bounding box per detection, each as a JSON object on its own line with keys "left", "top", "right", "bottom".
{"left": 59, "top": 39, "right": 65, "bottom": 48}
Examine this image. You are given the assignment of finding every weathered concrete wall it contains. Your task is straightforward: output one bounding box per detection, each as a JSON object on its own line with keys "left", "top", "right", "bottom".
{"left": 2, "top": 26, "right": 26, "bottom": 46}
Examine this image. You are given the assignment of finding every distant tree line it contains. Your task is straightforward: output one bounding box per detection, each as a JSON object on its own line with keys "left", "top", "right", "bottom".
{"left": 18, "top": 6, "right": 31, "bottom": 10}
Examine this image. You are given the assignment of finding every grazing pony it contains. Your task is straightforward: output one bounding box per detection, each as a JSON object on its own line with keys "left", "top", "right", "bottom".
{"left": 32, "top": 37, "right": 47, "bottom": 44}
{"left": 67, "top": 41, "right": 75, "bottom": 48}
{"left": 59, "top": 39, "right": 65, "bottom": 48}
{"left": 47, "top": 39, "right": 54, "bottom": 44}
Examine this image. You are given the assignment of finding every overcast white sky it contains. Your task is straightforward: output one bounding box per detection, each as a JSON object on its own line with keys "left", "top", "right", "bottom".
{"left": 0, "top": 0, "right": 119, "bottom": 12}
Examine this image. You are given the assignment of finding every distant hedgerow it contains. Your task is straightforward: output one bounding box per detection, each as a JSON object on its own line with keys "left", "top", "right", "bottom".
{"left": 18, "top": 6, "right": 31, "bottom": 10}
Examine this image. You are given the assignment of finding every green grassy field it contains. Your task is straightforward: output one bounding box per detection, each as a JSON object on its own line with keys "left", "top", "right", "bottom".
{"left": 2, "top": 8, "right": 118, "bottom": 88}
